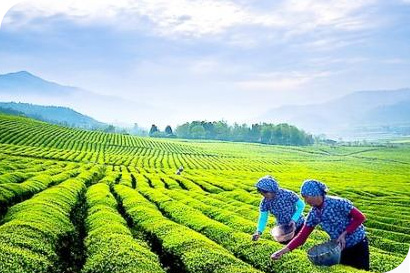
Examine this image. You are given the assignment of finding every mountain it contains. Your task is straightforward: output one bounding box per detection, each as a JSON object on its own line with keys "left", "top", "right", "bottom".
{"left": 0, "top": 71, "right": 158, "bottom": 127}
{"left": 0, "top": 106, "right": 25, "bottom": 116}
{"left": 259, "top": 89, "right": 410, "bottom": 139}
{"left": 0, "top": 71, "right": 76, "bottom": 96}
{"left": 0, "top": 102, "right": 107, "bottom": 129}
{"left": 356, "top": 100, "right": 410, "bottom": 126}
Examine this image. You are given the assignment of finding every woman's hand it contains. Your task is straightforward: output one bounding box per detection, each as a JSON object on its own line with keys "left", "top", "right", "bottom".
{"left": 337, "top": 231, "right": 347, "bottom": 250}
{"left": 271, "top": 247, "right": 290, "bottom": 260}
{"left": 252, "top": 232, "right": 261, "bottom": 241}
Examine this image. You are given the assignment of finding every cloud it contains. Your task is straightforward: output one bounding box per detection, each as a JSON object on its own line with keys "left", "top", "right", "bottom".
{"left": 298, "top": 35, "right": 368, "bottom": 51}
{"left": 236, "top": 71, "right": 332, "bottom": 92}
{"left": 307, "top": 57, "right": 368, "bottom": 67}
{"left": 4, "top": 0, "right": 281, "bottom": 34}
{"left": 3, "top": 0, "right": 380, "bottom": 39}
{"left": 2, "top": 0, "right": 133, "bottom": 29}
{"left": 282, "top": 0, "right": 379, "bottom": 30}
{"left": 127, "top": 0, "right": 282, "bottom": 37}
{"left": 0, "top": 1, "right": 23, "bottom": 28}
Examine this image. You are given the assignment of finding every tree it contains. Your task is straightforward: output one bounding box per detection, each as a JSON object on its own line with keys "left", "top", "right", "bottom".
{"left": 271, "top": 125, "right": 282, "bottom": 144}
{"left": 175, "top": 123, "right": 191, "bottom": 138}
{"left": 230, "top": 123, "right": 247, "bottom": 142}
{"left": 202, "top": 121, "right": 215, "bottom": 139}
{"left": 151, "top": 131, "right": 165, "bottom": 138}
{"left": 149, "top": 124, "right": 159, "bottom": 136}
{"left": 261, "top": 126, "right": 272, "bottom": 144}
{"left": 213, "top": 120, "right": 230, "bottom": 140}
{"left": 172, "top": 120, "right": 313, "bottom": 145}
{"left": 190, "top": 125, "right": 206, "bottom": 139}
{"left": 165, "top": 125, "right": 173, "bottom": 136}
{"left": 104, "top": 124, "right": 115, "bottom": 133}
{"left": 249, "top": 124, "right": 261, "bottom": 142}
{"left": 130, "top": 123, "right": 148, "bottom": 136}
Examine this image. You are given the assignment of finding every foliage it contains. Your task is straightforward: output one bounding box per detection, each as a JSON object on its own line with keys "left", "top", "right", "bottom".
{"left": 82, "top": 183, "right": 165, "bottom": 273}
{"left": 114, "top": 184, "right": 263, "bottom": 273}
{"left": 0, "top": 178, "right": 86, "bottom": 272}
{"left": 0, "top": 114, "right": 409, "bottom": 273}
{"left": 175, "top": 120, "right": 314, "bottom": 146}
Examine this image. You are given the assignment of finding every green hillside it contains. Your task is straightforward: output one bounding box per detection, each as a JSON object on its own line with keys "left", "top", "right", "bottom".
{"left": 0, "top": 101, "right": 107, "bottom": 129}
{"left": 0, "top": 113, "right": 409, "bottom": 273}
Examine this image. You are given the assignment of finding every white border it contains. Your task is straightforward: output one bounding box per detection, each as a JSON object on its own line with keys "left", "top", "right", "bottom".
{"left": 390, "top": 248, "right": 410, "bottom": 273}
{"left": 0, "top": 0, "right": 24, "bottom": 29}
{"left": 0, "top": 1, "right": 409, "bottom": 272}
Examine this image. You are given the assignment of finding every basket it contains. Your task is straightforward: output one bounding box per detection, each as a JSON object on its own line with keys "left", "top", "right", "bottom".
{"left": 307, "top": 240, "right": 341, "bottom": 266}
{"left": 270, "top": 223, "right": 295, "bottom": 243}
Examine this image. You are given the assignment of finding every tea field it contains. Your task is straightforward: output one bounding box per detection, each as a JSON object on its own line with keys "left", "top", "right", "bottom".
{"left": 0, "top": 114, "right": 409, "bottom": 273}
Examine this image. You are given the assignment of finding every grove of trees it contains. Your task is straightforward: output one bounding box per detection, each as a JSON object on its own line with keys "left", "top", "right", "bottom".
{"left": 170, "top": 121, "right": 314, "bottom": 146}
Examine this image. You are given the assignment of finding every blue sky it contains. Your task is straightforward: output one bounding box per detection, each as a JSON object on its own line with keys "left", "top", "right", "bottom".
{"left": 0, "top": 0, "right": 410, "bottom": 128}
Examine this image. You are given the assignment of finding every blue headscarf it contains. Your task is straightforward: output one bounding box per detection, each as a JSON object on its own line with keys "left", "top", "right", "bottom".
{"left": 301, "top": 179, "right": 328, "bottom": 197}
{"left": 255, "top": 175, "right": 279, "bottom": 193}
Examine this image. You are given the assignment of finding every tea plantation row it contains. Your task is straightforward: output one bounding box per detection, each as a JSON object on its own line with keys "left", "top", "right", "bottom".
{"left": 0, "top": 114, "right": 409, "bottom": 272}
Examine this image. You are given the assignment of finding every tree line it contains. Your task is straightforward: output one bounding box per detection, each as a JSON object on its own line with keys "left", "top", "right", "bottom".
{"left": 149, "top": 121, "right": 314, "bottom": 146}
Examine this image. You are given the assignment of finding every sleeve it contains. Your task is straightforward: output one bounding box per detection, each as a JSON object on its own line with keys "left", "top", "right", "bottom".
{"left": 259, "top": 198, "right": 268, "bottom": 212}
{"left": 257, "top": 211, "right": 269, "bottom": 233}
{"left": 287, "top": 224, "right": 315, "bottom": 250}
{"left": 346, "top": 207, "right": 366, "bottom": 234}
{"left": 291, "top": 198, "right": 305, "bottom": 222}
{"left": 339, "top": 198, "right": 353, "bottom": 216}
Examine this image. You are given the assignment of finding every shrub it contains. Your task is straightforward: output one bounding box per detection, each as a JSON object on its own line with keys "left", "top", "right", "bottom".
{"left": 82, "top": 183, "right": 165, "bottom": 273}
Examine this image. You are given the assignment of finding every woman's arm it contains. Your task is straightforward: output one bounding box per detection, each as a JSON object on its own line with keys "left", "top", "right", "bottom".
{"left": 287, "top": 224, "right": 315, "bottom": 250}
{"left": 346, "top": 207, "right": 366, "bottom": 233}
{"left": 337, "top": 207, "right": 366, "bottom": 249}
{"left": 271, "top": 224, "right": 315, "bottom": 260}
{"left": 252, "top": 211, "right": 269, "bottom": 241}
{"left": 291, "top": 198, "right": 305, "bottom": 223}
{"left": 257, "top": 211, "right": 269, "bottom": 233}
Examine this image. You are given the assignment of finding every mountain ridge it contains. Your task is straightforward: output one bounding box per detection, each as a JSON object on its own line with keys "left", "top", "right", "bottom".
{"left": 0, "top": 71, "right": 157, "bottom": 126}
{"left": 0, "top": 71, "right": 79, "bottom": 96}
{"left": 0, "top": 101, "right": 107, "bottom": 129}
{"left": 259, "top": 88, "right": 410, "bottom": 139}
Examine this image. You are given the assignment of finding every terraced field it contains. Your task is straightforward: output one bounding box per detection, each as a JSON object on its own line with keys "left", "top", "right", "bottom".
{"left": 0, "top": 114, "right": 409, "bottom": 273}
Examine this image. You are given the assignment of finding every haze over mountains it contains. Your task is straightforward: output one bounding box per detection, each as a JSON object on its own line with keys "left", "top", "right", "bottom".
{"left": 1, "top": 71, "right": 409, "bottom": 140}
{"left": 0, "top": 102, "right": 106, "bottom": 129}
{"left": 0, "top": 71, "right": 158, "bottom": 127}
{"left": 259, "top": 89, "right": 410, "bottom": 139}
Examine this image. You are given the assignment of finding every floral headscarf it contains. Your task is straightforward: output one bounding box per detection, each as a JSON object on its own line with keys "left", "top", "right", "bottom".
{"left": 255, "top": 175, "right": 279, "bottom": 193}
{"left": 301, "top": 179, "right": 328, "bottom": 197}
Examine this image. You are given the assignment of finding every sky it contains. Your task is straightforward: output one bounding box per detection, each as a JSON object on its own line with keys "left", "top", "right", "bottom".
{"left": 0, "top": 0, "right": 410, "bottom": 128}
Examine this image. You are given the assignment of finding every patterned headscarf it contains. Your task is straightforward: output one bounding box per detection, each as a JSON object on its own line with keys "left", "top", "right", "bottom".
{"left": 301, "top": 179, "right": 328, "bottom": 197}
{"left": 255, "top": 175, "right": 279, "bottom": 193}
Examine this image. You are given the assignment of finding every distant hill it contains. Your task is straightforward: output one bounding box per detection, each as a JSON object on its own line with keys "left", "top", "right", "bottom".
{"left": 0, "top": 106, "right": 25, "bottom": 116}
{"left": 259, "top": 89, "right": 410, "bottom": 139}
{"left": 0, "top": 102, "right": 107, "bottom": 129}
{"left": 356, "top": 100, "right": 410, "bottom": 126}
{"left": 0, "top": 71, "right": 76, "bottom": 96}
{"left": 0, "top": 71, "right": 157, "bottom": 126}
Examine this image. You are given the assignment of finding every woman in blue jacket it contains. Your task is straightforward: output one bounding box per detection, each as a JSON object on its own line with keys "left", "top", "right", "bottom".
{"left": 252, "top": 175, "right": 305, "bottom": 243}
{"left": 271, "top": 179, "right": 369, "bottom": 270}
